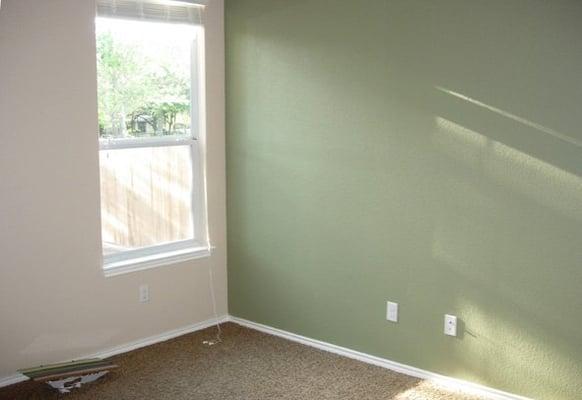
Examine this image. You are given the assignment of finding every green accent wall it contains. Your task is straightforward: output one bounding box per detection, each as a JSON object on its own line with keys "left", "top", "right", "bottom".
{"left": 225, "top": 1, "right": 582, "bottom": 399}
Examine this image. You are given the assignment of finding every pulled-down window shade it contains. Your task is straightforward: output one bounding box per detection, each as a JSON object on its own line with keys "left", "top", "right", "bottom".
{"left": 96, "top": 0, "right": 205, "bottom": 25}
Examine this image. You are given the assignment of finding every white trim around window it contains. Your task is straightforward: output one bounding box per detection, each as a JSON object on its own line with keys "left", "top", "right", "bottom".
{"left": 96, "top": 15, "right": 210, "bottom": 276}
{"left": 103, "top": 243, "right": 212, "bottom": 277}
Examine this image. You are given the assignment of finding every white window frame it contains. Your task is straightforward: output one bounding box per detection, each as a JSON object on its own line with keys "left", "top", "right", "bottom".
{"left": 97, "top": 20, "right": 210, "bottom": 277}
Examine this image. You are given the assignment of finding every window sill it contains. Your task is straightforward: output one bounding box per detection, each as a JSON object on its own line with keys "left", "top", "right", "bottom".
{"left": 103, "top": 245, "right": 212, "bottom": 277}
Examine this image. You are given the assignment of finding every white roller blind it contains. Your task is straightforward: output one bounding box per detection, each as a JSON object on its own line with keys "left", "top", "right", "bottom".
{"left": 96, "top": 0, "right": 205, "bottom": 25}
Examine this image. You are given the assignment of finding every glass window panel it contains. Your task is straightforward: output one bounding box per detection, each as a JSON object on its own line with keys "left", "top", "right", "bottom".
{"left": 99, "top": 146, "right": 194, "bottom": 255}
{"left": 95, "top": 17, "right": 197, "bottom": 139}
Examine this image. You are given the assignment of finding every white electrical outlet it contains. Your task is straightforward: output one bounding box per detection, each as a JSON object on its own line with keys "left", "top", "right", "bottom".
{"left": 139, "top": 285, "right": 149, "bottom": 303}
{"left": 444, "top": 314, "right": 457, "bottom": 336}
{"left": 386, "top": 301, "right": 398, "bottom": 322}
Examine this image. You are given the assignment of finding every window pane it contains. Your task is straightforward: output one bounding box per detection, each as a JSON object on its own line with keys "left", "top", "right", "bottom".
{"left": 95, "top": 17, "right": 197, "bottom": 139}
{"left": 100, "top": 146, "right": 194, "bottom": 255}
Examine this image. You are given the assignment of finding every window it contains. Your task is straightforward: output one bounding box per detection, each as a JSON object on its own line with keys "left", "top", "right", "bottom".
{"left": 95, "top": 0, "right": 209, "bottom": 275}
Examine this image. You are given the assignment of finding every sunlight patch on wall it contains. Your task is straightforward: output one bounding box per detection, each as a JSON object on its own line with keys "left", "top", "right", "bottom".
{"left": 433, "top": 117, "right": 582, "bottom": 221}
{"left": 454, "top": 299, "right": 580, "bottom": 397}
{"left": 433, "top": 117, "right": 487, "bottom": 168}
{"left": 435, "top": 86, "right": 582, "bottom": 148}
{"left": 485, "top": 139, "right": 582, "bottom": 220}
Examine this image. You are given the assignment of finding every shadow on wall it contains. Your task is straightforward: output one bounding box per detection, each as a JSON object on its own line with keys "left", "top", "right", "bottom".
{"left": 429, "top": 88, "right": 582, "bottom": 393}
{"left": 433, "top": 96, "right": 582, "bottom": 222}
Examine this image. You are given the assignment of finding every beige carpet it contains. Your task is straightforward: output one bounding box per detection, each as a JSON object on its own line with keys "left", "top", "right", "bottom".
{"left": 0, "top": 323, "right": 486, "bottom": 400}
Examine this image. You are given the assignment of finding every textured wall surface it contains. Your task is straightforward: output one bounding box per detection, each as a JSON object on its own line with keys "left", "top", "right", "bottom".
{"left": 225, "top": 1, "right": 582, "bottom": 399}
{"left": 0, "top": 0, "right": 226, "bottom": 379}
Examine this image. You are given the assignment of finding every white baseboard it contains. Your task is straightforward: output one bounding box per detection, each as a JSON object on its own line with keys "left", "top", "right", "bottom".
{"left": 1, "top": 314, "right": 532, "bottom": 400}
{"left": 229, "top": 316, "right": 533, "bottom": 400}
{"left": 86, "top": 315, "right": 229, "bottom": 360}
{"left": 0, "top": 373, "right": 29, "bottom": 388}
{"left": 0, "top": 315, "right": 228, "bottom": 388}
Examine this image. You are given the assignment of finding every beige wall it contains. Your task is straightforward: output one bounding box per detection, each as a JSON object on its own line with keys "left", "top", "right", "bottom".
{"left": 0, "top": 0, "right": 226, "bottom": 380}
